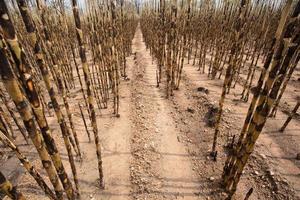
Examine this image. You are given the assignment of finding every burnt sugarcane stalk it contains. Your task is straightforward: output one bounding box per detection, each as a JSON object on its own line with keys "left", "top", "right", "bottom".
{"left": 79, "top": 103, "right": 91, "bottom": 142}
{"left": 71, "top": 0, "right": 104, "bottom": 188}
{"left": 222, "top": 0, "right": 293, "bottom": 181}
{"left": 71, "top": 42, "right": 90, "bottom": 117}
{"left": 0, "top": 88, "right": 28, "bottom": 143}
{"left": 48, "top": 46, "right": 82, "bottom": 158}
{"left": 37, "top": 1, "right": 80, "bottom": 157}
{"left": 224, "top": 2, "right": 300, "bottom": 197}
{"left": 10, "top": 0, "right": 78, "bottom": 198}
{"left": 0, "top": 171, "right": 26, "bottom": 200}
{"left": 270, "top": 52, "right": 300, "bottom": 117}
{"left": 0, "top": 2, "right": 76, "bottom": 199}
{"left": 211, "top": 0, "right": 249, "bottom": 157}
{"left": 280, "top": 101, "right": 300, "bottom": 132}
{"left": 0, "top": 34, "right": 63, "bottom": 200}
{"left": 0, "top": 130, "right": 56, "bottom": 200}
{"left": 110, "top": 0, "right": 120, "bottom": 116}
{"left": 15, "top": 0, "right": 80, "bottom": 195}
{"left": 0, "top": 106, "right": 14, "bottom": 141}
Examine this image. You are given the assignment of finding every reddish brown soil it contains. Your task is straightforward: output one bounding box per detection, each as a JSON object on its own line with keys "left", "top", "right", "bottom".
{"left": 0, "top": 26, "right": 299, "bottom": 200}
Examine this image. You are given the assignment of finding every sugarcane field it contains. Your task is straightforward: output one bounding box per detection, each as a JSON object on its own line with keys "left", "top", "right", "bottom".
{"left": 0, "top": 0, "right": 300, "bottom": 199}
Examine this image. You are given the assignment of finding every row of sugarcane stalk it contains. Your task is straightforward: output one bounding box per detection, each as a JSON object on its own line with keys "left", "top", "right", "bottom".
{"left": 222, "top": 0, "right": 300, "bottom": 198}
{"left": 140, "top": 0, "right": 300, "bottom": 199}
{"left": 140, "top": 0, "right": 286, "bottom": 99}
{"left": 0, "top": 0, "right": 137, "bottom": 199}
{"left": 140, "top": 0, "right": 194, "bottom": 97}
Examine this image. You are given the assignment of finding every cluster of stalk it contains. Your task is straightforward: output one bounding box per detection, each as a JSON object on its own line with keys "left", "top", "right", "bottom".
{"left": 140, "top": 0, "right": 299, "bottom": 198}
{"left": 221, "top": 0, "right": 300, "bottom": 199}
{"left": 140, "top": 0, "right": 283, "bottom": 98}
{"left": 140, "top": 0, "right": 193, "bottom": 97}
{"left": 0, "top": 0, "right": 137, "bottom": 199}
{"left": 85, "top": 0, "right": 138, "bottom": 114}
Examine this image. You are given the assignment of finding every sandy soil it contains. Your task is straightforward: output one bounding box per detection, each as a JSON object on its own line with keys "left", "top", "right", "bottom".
{"left": 0, "top": 26, "right": 299, "bottom": 200}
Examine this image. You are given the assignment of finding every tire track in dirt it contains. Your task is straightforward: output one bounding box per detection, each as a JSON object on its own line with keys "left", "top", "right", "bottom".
{"left": 129, "top": 27, "right": 201, "bottom": 200}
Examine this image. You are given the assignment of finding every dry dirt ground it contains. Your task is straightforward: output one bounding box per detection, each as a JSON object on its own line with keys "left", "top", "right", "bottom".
{"left": 1, "top": 26, "right": 300, "bottom": 200}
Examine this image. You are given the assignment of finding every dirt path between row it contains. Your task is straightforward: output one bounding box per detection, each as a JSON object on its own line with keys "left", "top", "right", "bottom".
{"left": 129, "top": 26, "right": 201, "bottom": 200}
